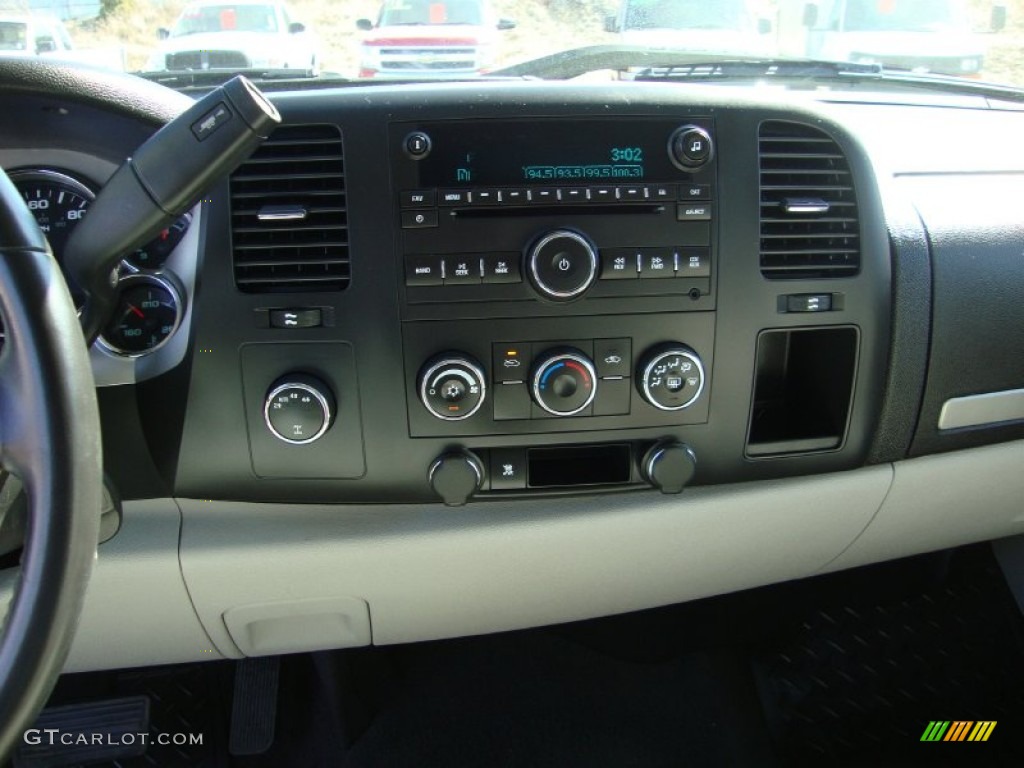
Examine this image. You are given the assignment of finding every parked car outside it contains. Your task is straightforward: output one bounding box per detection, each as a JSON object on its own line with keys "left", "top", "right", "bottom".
{"left": 777, "top": 0, "right": 1007, "bottom": 77}
{"left": 604, "top": 0, "right": 777, "bottom": 57}
{"left": 356, "top": 0, "right": 516, "bottom": 79}
{"left": 145, "top": 0, "right": 320, "bottom": 76}
{"left": 0, "top": 12, "right": 125, "bottom": 69}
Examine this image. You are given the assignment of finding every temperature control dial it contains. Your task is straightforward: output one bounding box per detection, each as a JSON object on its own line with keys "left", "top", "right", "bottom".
{"left": 531, "top": 348, "right": 597, "bottom": 416}
{"left": 638, "top": 345, "right": 705, "bottom": 411}
{"left": 419, "top": 355, "right": 487, "bottom": 421}
{"left": 527, "top": 229, "right": 598, "bottom": 301}
{"left": 264, "top": 374, "right": 335, "bottom": 445}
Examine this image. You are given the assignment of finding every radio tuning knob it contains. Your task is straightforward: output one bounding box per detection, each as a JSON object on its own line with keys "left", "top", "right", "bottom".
{"left": 526, "top": 229, "right": 598, "bottom": 301}
{"left": 668, "top": 125, "right": 713, "bottom": 171}
{"left": 637, "top": 344, "right": 705, "bottom": 411}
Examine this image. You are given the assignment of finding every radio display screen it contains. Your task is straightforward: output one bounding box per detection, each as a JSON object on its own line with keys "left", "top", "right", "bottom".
{"left": 411, "top": 119, "right": 695, "bottom": 187}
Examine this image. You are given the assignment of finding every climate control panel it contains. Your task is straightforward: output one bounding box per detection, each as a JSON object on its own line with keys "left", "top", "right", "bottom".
{"left": 405, "top": 313, "right": 714, "bottom": 438}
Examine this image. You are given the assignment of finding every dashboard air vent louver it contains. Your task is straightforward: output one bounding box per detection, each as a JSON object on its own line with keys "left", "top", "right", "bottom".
{"left": 759, "top": 121, "right": 859, "bottom": 279}
{"left": 231, "top": 124, "right": 349, "bottom": 292}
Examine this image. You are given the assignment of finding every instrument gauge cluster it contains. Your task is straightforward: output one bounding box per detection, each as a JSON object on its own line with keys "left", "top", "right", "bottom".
{"left": 9, "top": 166, "right": 193, "bottom": 359}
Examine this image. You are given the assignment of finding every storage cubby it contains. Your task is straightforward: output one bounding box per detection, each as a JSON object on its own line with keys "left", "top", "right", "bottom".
{"left": 746, "top": 327, "right": 858, "bottom": 457}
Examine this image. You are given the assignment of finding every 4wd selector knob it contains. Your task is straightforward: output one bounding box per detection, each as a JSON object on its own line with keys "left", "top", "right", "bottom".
{"left": 638, "top": 344, "right": 705, "bottom": 411}
{"left": 527, "top": 229, "right": 598, "bottom": 301}
{"left": 264, "top": 374, "right": 335, "bottom": 445}
{"left": 419, "top": 354, "right": 487, "bottom": 421}
{"left": 531, "top": 348, "right": 597, "bottom": 416}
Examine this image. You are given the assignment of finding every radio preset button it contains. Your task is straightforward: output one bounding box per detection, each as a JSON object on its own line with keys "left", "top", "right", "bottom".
{"left": 560, "top": 187, "right": 588, "bottom": 203}
{"left": 617, "top": 185, "right": 646, "bottom": 201}
{"left": 528, "top": 230, "right": 598, "bottom": 301}
{"left": 501, "top": 189, "right": 528, "bottom": 205}
{"left": 470, "top": 189, "right": 498, "bottom": 205}
{"left": 531, "top": 188, "right": 558, "bottom": 204}
{"left": 589, "top": 186, "right": 615, "bottom": 203}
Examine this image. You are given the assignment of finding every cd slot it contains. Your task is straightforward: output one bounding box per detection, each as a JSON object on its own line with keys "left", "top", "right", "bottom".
{"left": 451, "top": 204, "right": 667, "bottom": 219}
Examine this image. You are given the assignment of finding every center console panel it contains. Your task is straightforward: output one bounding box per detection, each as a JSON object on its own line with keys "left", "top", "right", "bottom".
{"left": 392, "top": 117, "right": 719, "bottom": 450}
{"left": 169, "top": 87, "right": 891, "bottom": 505}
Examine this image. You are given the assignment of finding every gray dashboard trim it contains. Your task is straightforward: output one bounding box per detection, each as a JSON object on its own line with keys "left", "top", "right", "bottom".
{"left": 938, "top": 389, "right": 1024, "bottom": 431}
{"left": 1, "top": 443, "right": 1016, "bottom": 672}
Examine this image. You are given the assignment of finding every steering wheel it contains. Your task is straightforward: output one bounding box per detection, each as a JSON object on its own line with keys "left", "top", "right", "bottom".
{"left": 0, "top": 167, "right": 103, "bottom": 758}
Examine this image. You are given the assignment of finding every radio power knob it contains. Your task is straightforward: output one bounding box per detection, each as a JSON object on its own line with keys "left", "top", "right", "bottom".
{"left": 526, "top": 229, "right": 598, "bottom": 301}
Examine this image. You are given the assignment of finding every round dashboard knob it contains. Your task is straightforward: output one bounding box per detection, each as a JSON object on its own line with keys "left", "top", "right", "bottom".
{"left": 526, "top": 229, "right": 598, "bottom": 301}
{"left": 418, "top": 354, "right": 487, "bottom": 421}
{"left": 637, "top": 344, "right": 705, "bottom": 411}
{"left": 428, "top": 450, "right": 485, "bottom": 506}
{"left": 641, "top": 441, "right": 697, "bottom": 494}
{"left": 668, "top": 125, "right": 714, "bottom": 171}
{"left": 264, "top": 374, "right": 335, "bottom": 445}
{"left": 531, "top": 348, "right": 597, "bottom": 416}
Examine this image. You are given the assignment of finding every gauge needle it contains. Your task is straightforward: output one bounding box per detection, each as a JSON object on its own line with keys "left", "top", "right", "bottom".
{"left": 128, "top": 304, "right": 145, "bottom": 318}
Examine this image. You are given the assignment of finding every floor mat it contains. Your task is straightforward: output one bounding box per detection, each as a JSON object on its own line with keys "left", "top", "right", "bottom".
{"left": 40, "top": 662, "right": 232, "bottom": 768}
{"left": 755, "top": 545, "right": 1024, "bottom": 767}
{"left": 340, "top": 629, "right": 773, "bottom": 768}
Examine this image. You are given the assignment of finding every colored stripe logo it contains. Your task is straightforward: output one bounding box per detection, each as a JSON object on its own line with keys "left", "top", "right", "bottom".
{"left": 920, "top": 721, "right": 996, "bottom": 742}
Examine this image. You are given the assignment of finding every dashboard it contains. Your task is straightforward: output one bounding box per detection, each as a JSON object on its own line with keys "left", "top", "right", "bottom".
{"left": 0, "top": 63, "right": 1022, "bottom": 668}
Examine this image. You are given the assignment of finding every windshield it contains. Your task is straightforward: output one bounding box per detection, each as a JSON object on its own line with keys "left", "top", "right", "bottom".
{"left": 170, "top": 3, "right": 279, "bottom": 36}
{"left": 8, "top": 0, "right": 1022, "bottom": 90}
{"left": 379, "top": 0, "right": 484, "bottom": 26}
{"left": 840, "top": 0, "right": 966, "bottom": 33}
{"left": 624, "top": 0, "right": 746, "bottom": 31}
{"left": 0, "top": 21, "right": 28, "bottom": 51}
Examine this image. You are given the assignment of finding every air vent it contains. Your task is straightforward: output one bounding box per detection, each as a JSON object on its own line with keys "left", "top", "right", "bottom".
{"left": 231, "top": 124, "right": 349, "bottom": 292}
{"left": 759, "top": 121, "right": 859, "bottom": 279}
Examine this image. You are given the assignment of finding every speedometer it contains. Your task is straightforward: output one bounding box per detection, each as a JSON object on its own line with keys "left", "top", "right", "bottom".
{"left": 9, "top": 169, "right": 94, "bottom": 261}
{"left": 10, "top": 169, "right": 95, "bottom": 304}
